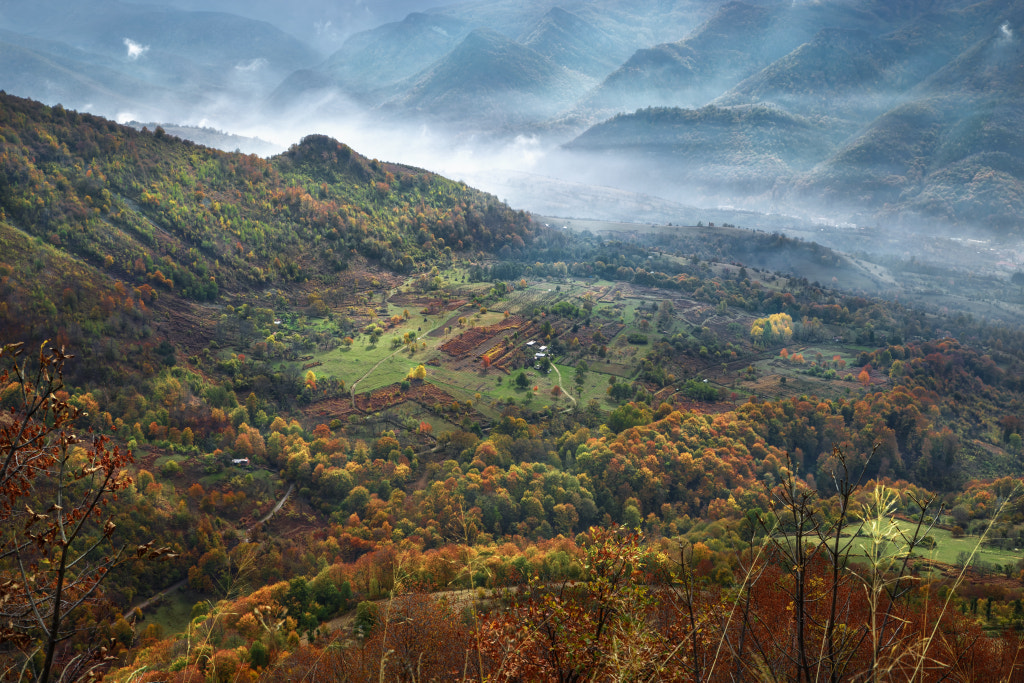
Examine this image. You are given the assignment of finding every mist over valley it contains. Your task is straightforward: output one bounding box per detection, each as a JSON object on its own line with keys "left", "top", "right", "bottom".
{"left": 4, "top": 0, "right": 1022, "bottom": 260}
{"left": 5, "top": 0, "right": 1024, "bottom": 344}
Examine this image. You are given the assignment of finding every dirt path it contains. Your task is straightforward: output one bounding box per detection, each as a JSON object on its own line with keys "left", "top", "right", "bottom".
{"left": 130, "top": 578, "right": 187, "bottom": 615}
{"left": 551, "top": 364, "right": 577, "bottom": 409}
{"left": 348, "top": 344, "right": 410, "bottom": 408}
{"left": 255, "top": 483, "right": 294, "bottom": 525}
{"left": 246, "top": 482, "right": 295, "bottom": 541}
{"left": 318, "top": 586, "right": 493, "bottom": 639}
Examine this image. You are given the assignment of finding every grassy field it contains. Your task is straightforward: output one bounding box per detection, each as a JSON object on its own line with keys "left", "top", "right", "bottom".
{"left": 297, "top": 270, "right": 897, "bottom": 422}
{"left": 137, "top": 588, "right": 198, "bottom": 640}
{"left": 308, "top": 309, "right": 453, "bottom": 393}
{"left": 783, "top": 521, "right": 1023, "bottom": 572}
{"left": 893, "top": 520, "right": 1023, "bottom": 569}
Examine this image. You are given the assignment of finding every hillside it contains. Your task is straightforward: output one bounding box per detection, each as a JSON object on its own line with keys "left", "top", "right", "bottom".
{"left": 3, "top": 0, "right": 1024, "bottom": 234}
{"left": 566, "top": 104, "right": 835, "bottom": 197}
{"left": 519, "top": 7, "right": 632, "bottom": 79}
{"left": 0, "top": 93, "right": 533, "bottom": 301}
{"left": 6, "top": 36, "right": 1024, "bottom": 683}
{"left": 316, "top": 12, "right": 472, "bottom": 96}
{"left": 382, "top": 28, "right": 592, "bottom": 131}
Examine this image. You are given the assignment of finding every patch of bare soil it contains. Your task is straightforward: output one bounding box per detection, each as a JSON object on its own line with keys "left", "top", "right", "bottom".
{"left": 304, "top": 382, "right": 488, "bottom": 424}
{"left": 151, "top": 296, "right": 219, "bottom": 354}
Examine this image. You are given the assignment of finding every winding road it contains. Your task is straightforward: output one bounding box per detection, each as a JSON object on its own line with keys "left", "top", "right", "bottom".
{"left": 246, "top": 482, "right": 294, "bottom": 540}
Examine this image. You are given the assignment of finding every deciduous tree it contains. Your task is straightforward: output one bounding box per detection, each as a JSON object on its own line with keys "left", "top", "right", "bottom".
{"left": 0, "top": 343, "right": 163, "bottom": 683}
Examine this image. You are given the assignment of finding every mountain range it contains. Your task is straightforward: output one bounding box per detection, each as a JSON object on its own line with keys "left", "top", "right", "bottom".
{"left": 2, "top": 0, "right": 1023, "bottom": 238}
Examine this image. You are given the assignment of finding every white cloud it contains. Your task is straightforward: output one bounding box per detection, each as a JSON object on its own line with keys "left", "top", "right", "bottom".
{"left": 124, "top": 38, "right": 149, "bottom": 60}
{"left": 1000, "top": 22, "right": 1013, "bottom": 40}
{"left": 235, "top": 58, "right": 268, "bottom": 73}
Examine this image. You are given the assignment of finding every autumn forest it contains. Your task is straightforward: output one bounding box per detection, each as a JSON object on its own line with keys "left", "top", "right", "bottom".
{"left": 4, "top": 90, "right": 1024, "bottom": 682}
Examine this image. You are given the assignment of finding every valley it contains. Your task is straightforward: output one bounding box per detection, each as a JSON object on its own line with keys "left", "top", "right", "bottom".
{"left": 1, "top": 0, "right": 1024, "bottom": 679}
{"left": 3, "top": 0, "right": 1024, "bottom": 239}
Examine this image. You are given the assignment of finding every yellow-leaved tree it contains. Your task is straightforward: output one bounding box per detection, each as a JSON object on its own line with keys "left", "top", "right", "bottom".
{"left": 750, "top": 312, "right": 794, "bottom": 347}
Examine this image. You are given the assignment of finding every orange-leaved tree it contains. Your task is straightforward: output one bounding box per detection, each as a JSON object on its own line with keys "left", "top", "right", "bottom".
{"left": 0, "top": 342, "right": 166, "bottom": 683}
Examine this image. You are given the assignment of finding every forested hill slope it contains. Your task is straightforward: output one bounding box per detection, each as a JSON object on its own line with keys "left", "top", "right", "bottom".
{"left": 0, "top": 92, "right": 535, "bottom": 300}
{"left": 8, "top": 89, "right": 1024, "bottom": 682}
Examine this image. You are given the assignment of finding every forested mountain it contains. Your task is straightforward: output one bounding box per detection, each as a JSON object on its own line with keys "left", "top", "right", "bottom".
{"left": 4, "top": 90, "right": 1024, "bottom": 681}
{"left": 565, "top": 104, "right": 836, "bottom": 199}
{"left": 381, "top": 28, "right": 593, "bottom": 130}
{"left": 0, "top": 92, "right": 531, "bottom": 301}
{"left": 519, "top": 7, "right": 632, "bottom": 79}
{"left": 5, "top": 0, "right": 1024, "bottom": 232}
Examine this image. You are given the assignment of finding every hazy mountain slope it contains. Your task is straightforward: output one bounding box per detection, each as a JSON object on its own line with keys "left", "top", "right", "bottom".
{"left": 272, "top": 0, "right": 717, "bottom": 124}
{"left": 575, "top": 0, "right": 1002, "bottom": 120}
{"left": 105, "top": 0, "right": 442, "bottom": 50}
{"left": 423, "top": 0, "right": 561, "bottom": 39}
{"left": 789, "top": 21, "right": 1024, "bottom": 232}
{"left": 579, "top": 1, "right": 832, "bottom": 118}
{"left": 383, "top": 28, "right": 592, "bottom": 131}
{"left": 0, "top": 0, "right": 320, "bottom": 121}
{"left": 316, "top": 13, "right": 472, "bottom": 96}
{"left": 564, "top": 104, "right": 834, "bottom": 199}
{"left": 428, "top": 0, "right": 713, "bottom": 47}
{"left": 713, "top": 28, "right": 906, "bottom": 128}
{"left": 555, "top": 0, "right": 1024, "bottom": 232}
{"left": 564, "top": 0, "right": 717, "bottom": 48}
{"left": 0, "top": 31, "right": 167, "bottom": 117}
{"left": 519, "top": 7, "right": 632, "bottom": 79}
{"left": 288, "top": 0, "right": 709, "bottom": 105}
{"left": 0, "top": 0, "right": 318, "bottom": 70}
{"left": 714, "top": 0, "right": 1016, "bottom": 123}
